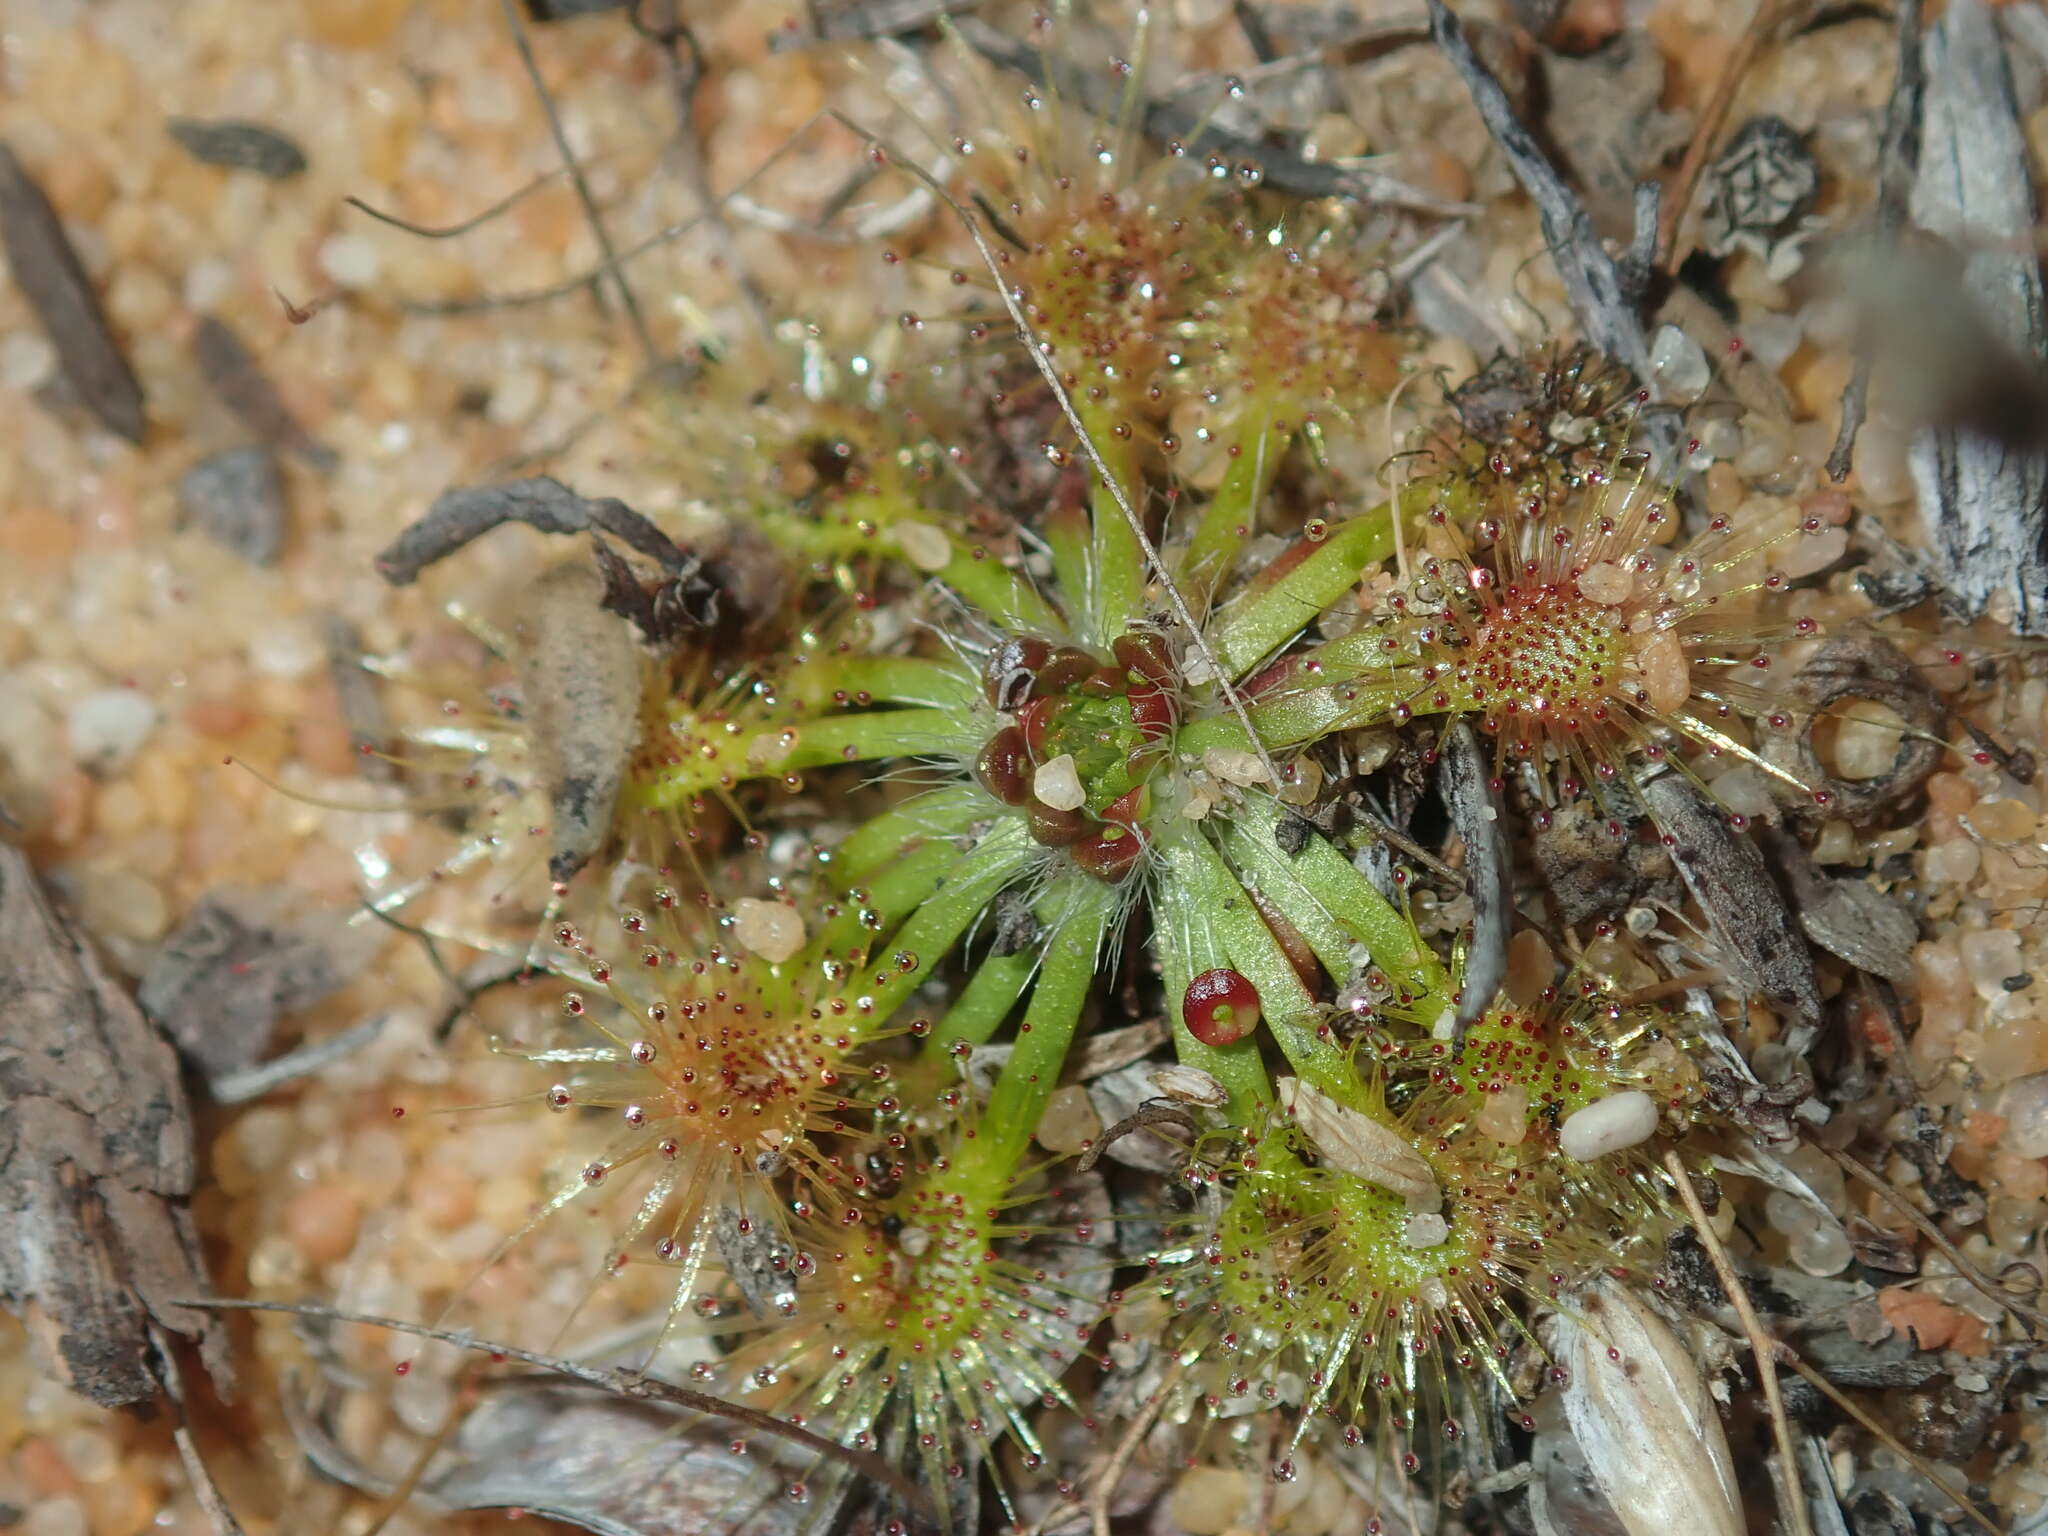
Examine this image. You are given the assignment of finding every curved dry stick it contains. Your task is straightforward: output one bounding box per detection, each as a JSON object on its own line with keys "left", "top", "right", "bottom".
{"left": 1663, "top": 1150, "right": 1812, "bottom": 1536}
{"left": 173, "top": 1296, "right": 936, "bottom": 1522}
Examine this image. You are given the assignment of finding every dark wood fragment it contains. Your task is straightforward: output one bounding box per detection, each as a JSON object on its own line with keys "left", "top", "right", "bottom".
{"left": 176, "top": 446, "right": 287, "bottom": 567}
{"left": 523, "top": 0, "right": 625, "bottom": 15}
{"left": 138, "top": 891, "right": 361, "bottom": 1085}
{"left": 1905, "top": 0, "right": 2048, "bottom": 634}
{"left": 375, "top": 475, "right": 699, "bottom": 583}
{"left": 190, "top": 315, "right": 338, "bottom": 472}
{"left": 1761, "top": 828, "right": 1917, "bottom": 984}
{"left": 165, "top": 117, "right": 308, "bottom": 179}
{"left": 1642, "top": 774, "right": 1823, "bottom": 1042}
{"left": 0, "top": 844, "right": 227, "bottom": 1407}
{"left": 0, "top": 142, "right": 145, "bottom": 443}
{"left": 1438, "top": 721, "right": 1509, "bottom": 1033}
{"left": 807, "top": 0, "right": 970, "bottom": 40}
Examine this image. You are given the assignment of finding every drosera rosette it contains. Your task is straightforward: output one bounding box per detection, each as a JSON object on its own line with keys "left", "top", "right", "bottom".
{"left": 695, "top": 1021, "right": 1118, "bottom": 1532}
{"left": 1129, "top": 1083, "right": 1558, "bottom": 1493}
{"left": 434, "top": 869, "right": 899, "bottom": 1352}
{"left": 1238, "top": 343, "right": 1859, "bottom": 819}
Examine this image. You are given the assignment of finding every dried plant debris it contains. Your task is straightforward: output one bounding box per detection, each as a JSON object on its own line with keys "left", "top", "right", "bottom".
{"left": 376, "top": 476, "right": 707, "bottom": 597}
{"left": 1761, "top": 829, "right": 1917, "bottom": 986}
{"left": 138, "top": 890, "right": 370, "bottom": 1087}
{"left": 1757, "top": 635, "right": 1944, "bottom": 824}
{"left": 0, "top": 844, "right": 227, "bottom": 1407}
{"left": 1439, "top": 720, "right": 1510, "bottom": 1032}
{"left": 176, "top": 445, "right": 288, "bottom": 567}
{"left": 164, "top": 116, "right": 308, "bottom": 179}
{"left": 294, "top": 1380, "right": 822, "bottom": 1536}
{"left": 322, "top": 615, "right": 395, "bottom": 782}
{"left": 519, "top": 0, "right": 628, "bottom": 26}
{"left": 0, "top": 142, "right": 145, "bottom": 443}
{"left": 190, "top": 314, "right": 340, "bottom": 473}
{"left": 1906, "top": 0, "right": 2048, "bottom": 635}
{"left": 1642, "top": 773, "right": 1823, "bottom": 1040}
{"left": 1700, "top": 115, "right": 1821, "bottom": 278}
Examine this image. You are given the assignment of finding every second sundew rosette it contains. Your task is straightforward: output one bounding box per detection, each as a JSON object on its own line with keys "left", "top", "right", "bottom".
{"left": 1127, "top": 945, "right": 1716, "bottom": 1479}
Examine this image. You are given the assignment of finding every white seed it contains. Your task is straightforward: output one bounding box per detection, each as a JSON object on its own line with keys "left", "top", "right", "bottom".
{"left": 732, "top": 898, "right": 806, "bottom": 964}
{"left": 894, "top": 520, "right": 952, "bottom": 573}
{"left": 1201, "top": 746, "right": 1270, "bottom": 786}
{"left": 1558, "top": 1090, "right": 1660, "bottom": 1160}
{"left": 1275, "top": 1078, "right": 1439, "bottom": 1205}
{"left": 1542, "top": 1275, "right": 1743, "bottom": 1536}
{"left": 1033, "top": 753, "right": 1087, "bottom": 811}
{"left": 1401, "top": 1211, "right": 1449, "bottom": 1249}
{"left": 1149, "top": 1063, "right": 1229, "bottom": 1106}
{"left": 1576, "top": 560, "right": 1633, "bottom": 605}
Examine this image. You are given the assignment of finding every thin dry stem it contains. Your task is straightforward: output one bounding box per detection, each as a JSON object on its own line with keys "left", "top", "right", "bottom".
{"left": 499, "top": 0, "right": 658, "bottom": 364}
{"left": 1662, "top": 1150, "right": 1812, "bottom": 1536}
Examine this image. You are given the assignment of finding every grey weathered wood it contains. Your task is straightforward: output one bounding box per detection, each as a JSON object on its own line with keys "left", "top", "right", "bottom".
{"left": 1906, "top": 0, "right": 2048, "bottom": 634}
{"left": 0, "top": 845, "right": 227, "bottom": 1407}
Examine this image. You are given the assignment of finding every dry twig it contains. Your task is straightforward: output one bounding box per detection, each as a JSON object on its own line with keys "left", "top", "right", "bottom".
{"left": 1663, "top": 1149, "right": 1811, "bottom": 1536}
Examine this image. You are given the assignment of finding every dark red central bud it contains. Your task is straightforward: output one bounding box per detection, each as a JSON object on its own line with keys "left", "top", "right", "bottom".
{"left": 971, "top": 628, "right": 1180, "bottom": 882}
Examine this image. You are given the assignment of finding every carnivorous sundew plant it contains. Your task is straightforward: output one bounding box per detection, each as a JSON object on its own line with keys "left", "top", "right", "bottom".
{"left": 319, "top": 16, "right": 2025, "bottom": 1536}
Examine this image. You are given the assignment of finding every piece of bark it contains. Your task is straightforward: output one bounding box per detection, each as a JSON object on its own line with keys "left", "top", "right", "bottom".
{"left": 0, "top": 143, "right": 145, "bottom": 444}
{"left": 0, "top": 844, "right": 227, "bottom": 1407}
{"left": 138, "top": 890, "right": 364, "bottom": 1085}
{"left": 165, "top": 117, "right": 308, "bottom": 179}
{"left": 176, "top": 446, "right": 287, "bottom": 567}
{"left": 190, "top": 314, "right": 339, "bottom": 473}
{"left": 292, "top": 1379, "right": 820, "bottom": 1536}
{"left": 1439, "top": 720, "right": 1510, "bottom": 1033}
{"left": 1905, "top": 0, "right": 2048, "bottom": 634}
{"left": 1642, "top": 774, "right": 1823, "bottom": 1044}
{"left": 1761, "top": 828, "right": 1917, "bottom": 985}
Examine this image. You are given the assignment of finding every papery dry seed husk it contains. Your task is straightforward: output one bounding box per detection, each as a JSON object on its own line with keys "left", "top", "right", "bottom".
{"left": 1275, "top": 1078, "right": 1439, "bottom": 1205}
{"left": 1541, "top": 1275, "right": 1742, "bottom": 1536}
